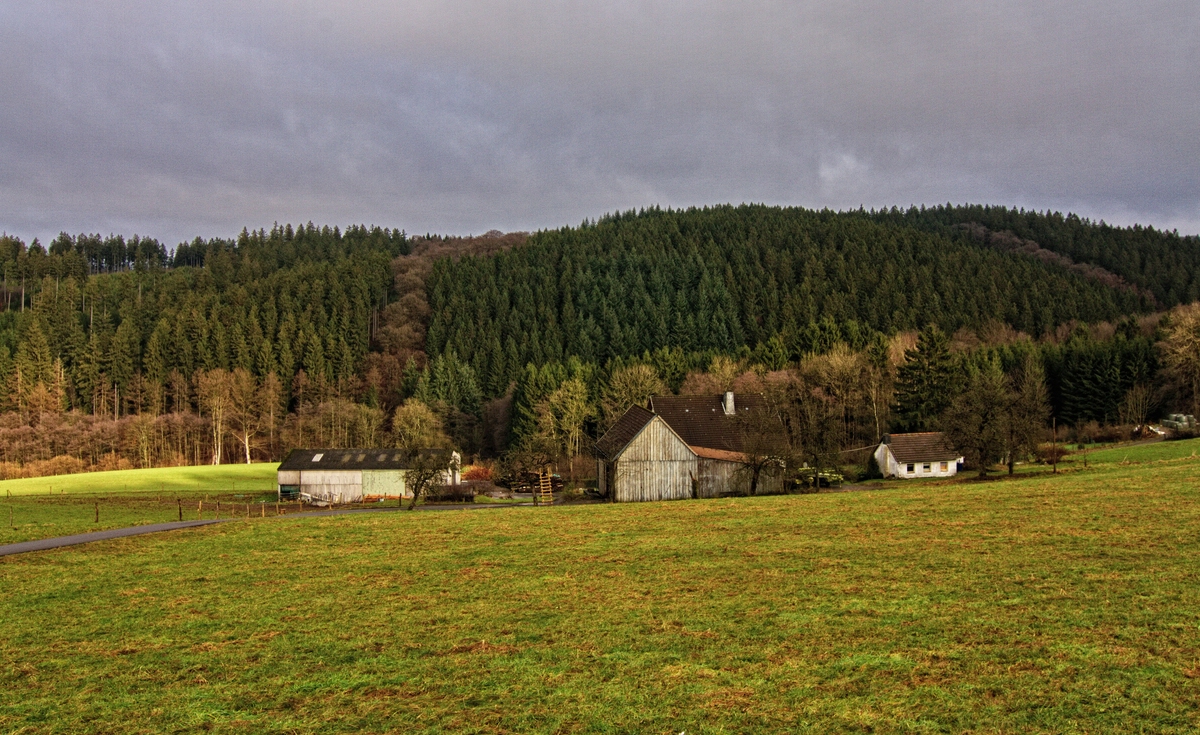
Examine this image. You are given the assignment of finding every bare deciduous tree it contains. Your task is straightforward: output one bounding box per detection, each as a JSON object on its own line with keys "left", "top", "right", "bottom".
{"left": 601, "top": 364, "right": 666, "bottom": 430}
{"left": 1163, "top": 303, "right": 1200, "bottom": 418}
{"left": 406, "top": 452, "right": 450, "bottom": 511}
{"left": 228, "top": 368, "right": 261, "bottom": 464}
{"left": 1118, "top": 383, "right": 1153, "bottom": 431}
{"left": 1003, "top": 353, "right": 1049, "bottom": 474}
{"left": 942, "top": 360, "right": 1008, "bottom": 478}
{"left": 196, "top": 369, "right": 232, "bottom": 465}
{"left": 392, "top": 398, "right": 452, "bottom": 449}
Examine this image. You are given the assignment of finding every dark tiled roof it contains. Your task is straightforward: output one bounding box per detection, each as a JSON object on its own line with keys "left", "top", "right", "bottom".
{"left": 278, "top": 448, "right": 456, "bottom": 471}
{"left": 882, "top": 433, "right": 960, "bottom": 463}
{"left": 649, "top": 394, "right": 764, "bottom": 452}
{"left": 595, "top": 405, "right": 655, "bottom": 460}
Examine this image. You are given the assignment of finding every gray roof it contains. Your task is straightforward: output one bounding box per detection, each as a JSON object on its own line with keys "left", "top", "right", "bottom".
{"left": 278, "top": 448, "right": 456, "bottom": 471}
{"left": 648, "top": 394, "right": 765, "bottom": 452}
{"left": 595, "top": 393, "right": 771, "bottom": 459}
{"left": 594, "top": 405, "right": 656, "bottom": 460}
{"left": 882, "top": 433, "right": 961, "bottom": 463}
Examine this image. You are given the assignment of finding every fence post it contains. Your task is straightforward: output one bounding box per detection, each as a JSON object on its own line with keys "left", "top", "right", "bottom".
{"left": 216, "top": 501, "right": 220, "bottom": 519}
{"left": 178, "top": 498, "right": 183, "bottom": 522}
{"left": 94, "top": 502, "right": 99, "bottom": 524}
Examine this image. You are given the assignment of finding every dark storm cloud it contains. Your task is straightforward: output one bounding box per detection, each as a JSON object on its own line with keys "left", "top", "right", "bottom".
{"left": 1, "top": 1, "right": 1198, "bottom": 245}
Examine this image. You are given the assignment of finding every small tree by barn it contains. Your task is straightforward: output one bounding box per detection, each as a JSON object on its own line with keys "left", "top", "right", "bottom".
{"left": 406, "top": 453, "right": 449, "bottom": 511}
{"left": 734, "top": 400, "right": 788, "bottom": 496}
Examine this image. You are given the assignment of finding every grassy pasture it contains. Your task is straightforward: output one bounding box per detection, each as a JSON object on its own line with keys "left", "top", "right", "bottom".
{"left": 0, "top": 462, "right": 279, "bottom": 497}
{"left": 1083, "top": 437, "right": 1200, "bottom": 465}
{"left": 0, "top": 464, "right": 284, "bottom": 544}
{"left": 2, "top": 460, "right": 1199, "bottom": 733}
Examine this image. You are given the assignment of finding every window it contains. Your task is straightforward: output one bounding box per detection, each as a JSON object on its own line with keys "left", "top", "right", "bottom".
{"left": 940, "top": 461, "right": 948, "bottom": 472}
{"left": 312, "top": 453, "right": 323, "bottom": 462}
{"left": 923, "top": 463, "right": 931, "bottom": 472}
{"left": 906, "top": 463, "right": 915, "bottom": 473}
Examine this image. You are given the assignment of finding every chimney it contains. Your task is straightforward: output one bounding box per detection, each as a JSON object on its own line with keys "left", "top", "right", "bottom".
{"left": 723, "top": 391, "right": 735, "bottom": 416}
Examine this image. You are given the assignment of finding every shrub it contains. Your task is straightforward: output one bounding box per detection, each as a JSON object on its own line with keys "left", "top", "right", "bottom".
{"left": 462, "top": 465, "right": 493, "bottom": 482}
{"left": 863, "top": 454, "right": 883, "bottom": 480}
{"left": 1036, "top": 444, "right": 1072, "bottom": 464}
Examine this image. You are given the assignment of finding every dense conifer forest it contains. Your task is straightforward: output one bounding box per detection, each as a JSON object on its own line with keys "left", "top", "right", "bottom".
{"left": 0, "top": 204, "right": 1196, "bottom": 477}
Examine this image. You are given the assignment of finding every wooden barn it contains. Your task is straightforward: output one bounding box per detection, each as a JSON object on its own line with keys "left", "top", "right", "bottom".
{"left": 276, "top": 449, "right": 461, "bottom": 504}
{"left": 595, "top": 392, "right": 785, "bottom": 503}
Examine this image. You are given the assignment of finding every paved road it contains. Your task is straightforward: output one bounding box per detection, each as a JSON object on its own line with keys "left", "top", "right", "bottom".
{"left": 0, "top": 502, "right": 528, "bottom": 558}
{"left": 0, "top": 519, "right": 230, "bottom": 557}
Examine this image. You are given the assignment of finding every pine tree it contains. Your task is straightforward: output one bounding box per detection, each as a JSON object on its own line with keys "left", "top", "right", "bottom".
{"left": 893, "top": 325, "right": 957, "bottom": 431}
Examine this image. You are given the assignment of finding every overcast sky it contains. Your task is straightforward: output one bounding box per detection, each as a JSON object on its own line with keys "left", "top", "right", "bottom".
{"left": 2, "top": 1, "right": 1198, "bottom": 246}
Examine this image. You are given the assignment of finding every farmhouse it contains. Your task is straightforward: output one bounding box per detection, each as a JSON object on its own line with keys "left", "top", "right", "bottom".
{"left": 595, "top": 392, "right": 785, "bottom": 502}
{"left": 873, "top": 433, "right": 963, "bottom": 479}
{"left": 276, "top": 448, "right": 461, "bottom": 504}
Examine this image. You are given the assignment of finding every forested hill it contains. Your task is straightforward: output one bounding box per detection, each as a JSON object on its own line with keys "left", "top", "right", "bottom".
{"left": 872, "top": 204, "right": 1200, "bottom": 307}
{"left": 426, "top": 204, "right": 1151, "bottom": 396}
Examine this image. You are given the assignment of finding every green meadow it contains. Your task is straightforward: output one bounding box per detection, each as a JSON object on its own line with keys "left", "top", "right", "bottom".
{"left": 0, "top": 463, "right": 279, "bottom": 497}
{"left": 1084, "top": 438, "right": 1200, "bottom": 465}
{"left": 0, "top": 464, "right": 283, "bottom": 544}
{"left": 2, "top": 454, "right": 1199, "bottom": 733}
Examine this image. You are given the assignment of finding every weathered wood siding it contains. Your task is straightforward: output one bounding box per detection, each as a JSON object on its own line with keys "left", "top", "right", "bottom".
{"left": 696, "top": 459, "right": 785, "bottom": 497}
{"left": 612, "top": 417, "right": 697, "bottom": 503}
{"left": 695, "top": 458, "right": 740, "bottom": 498}
{"left": 277, "top": 470, "right": 300, "bottom": 486}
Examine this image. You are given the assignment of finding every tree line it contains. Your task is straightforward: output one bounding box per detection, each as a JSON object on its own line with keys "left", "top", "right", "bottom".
{"left": 0, "top": 205, "right": 1196, "bottom": 479}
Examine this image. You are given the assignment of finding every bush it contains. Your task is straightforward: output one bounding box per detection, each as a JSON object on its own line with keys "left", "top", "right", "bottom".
{"left": 426, "top": 484, "right": 479, "bottom": 503}
{"left": 462, "top": 465, "right": 493, "bottom": 482}
{"left": 1035, "top": 444, "right": 1072, "bottom": 464}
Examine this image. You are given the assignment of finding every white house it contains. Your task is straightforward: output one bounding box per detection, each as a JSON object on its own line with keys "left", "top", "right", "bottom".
{"left": 874, "top": 433, "right": 963, "bottom": 479}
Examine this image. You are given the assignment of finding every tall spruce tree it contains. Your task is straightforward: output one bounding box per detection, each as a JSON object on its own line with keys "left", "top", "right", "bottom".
{"left": 893, "top": 325, "right": 956, "bottom": 431}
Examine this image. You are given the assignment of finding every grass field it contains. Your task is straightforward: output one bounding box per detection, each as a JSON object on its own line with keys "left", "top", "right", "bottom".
{"left": 0, "top": 464, "right": 285, "bottom": 544}
{"left": 1084, "top": 437, "right": 1200, "bottom": 465}
{"left": 0, "top": 462, "right": 279, "bottom": 497}
{"left": 2, "top": 458, "right": 1198, "bottom": 733}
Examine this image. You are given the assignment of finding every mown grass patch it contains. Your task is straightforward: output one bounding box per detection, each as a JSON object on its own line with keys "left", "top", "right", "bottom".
{"left": 1, "top": 462, "right": 1198, "bottom": 733}
{"left": 0, "top": 462, "right": 279, "bottom": 497}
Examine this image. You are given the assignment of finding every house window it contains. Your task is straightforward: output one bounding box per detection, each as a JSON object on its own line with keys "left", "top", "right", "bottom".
{"left": 906, "top": 463, "right": 915, "bottom": 473}
{"left": 923, "top": 463, "right": 931, "bottom": 472}
{"left": 940, "top": 461, "right": 948, "bottom": 472}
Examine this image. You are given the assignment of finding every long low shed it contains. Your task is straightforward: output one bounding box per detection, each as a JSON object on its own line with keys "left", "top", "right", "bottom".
{"left": 277, "top": 449, "right": 461, "bottom": 503}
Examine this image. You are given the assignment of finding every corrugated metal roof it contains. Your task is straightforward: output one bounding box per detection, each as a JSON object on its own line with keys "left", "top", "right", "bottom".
{"left": 883, "top": 433, "right": 961, "bottom": 463}
{"left": 595, "top": 405, "right": 656, "bottom": 460}
{"left": 649, "top": 394, "right": 764, "bottom": 452}
{"left": 277, "top": 448, "right": 456, "bottom": 471}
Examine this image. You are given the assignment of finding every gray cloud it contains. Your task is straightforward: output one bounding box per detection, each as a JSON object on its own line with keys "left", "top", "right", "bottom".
{"left": 1, "top": 1, "right": 1198, "bottom": 245}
